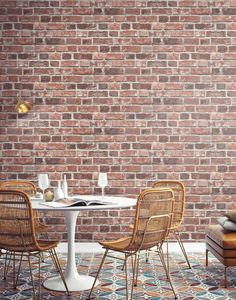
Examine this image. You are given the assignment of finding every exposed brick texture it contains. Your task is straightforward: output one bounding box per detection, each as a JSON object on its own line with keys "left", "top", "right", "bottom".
{"left": 1, "top": 0, "right": 236, "bottom": 242}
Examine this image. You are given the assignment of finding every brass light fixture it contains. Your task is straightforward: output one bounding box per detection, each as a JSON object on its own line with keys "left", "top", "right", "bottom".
{"left": 15, "top": 98, "right": 32, "bottom": 114}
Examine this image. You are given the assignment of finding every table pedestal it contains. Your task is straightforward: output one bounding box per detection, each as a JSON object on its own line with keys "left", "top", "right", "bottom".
{"left": 43, "top": 273, "right": 96, "bottom": 292}
{"left": 43, "top": 211, "right": 98, "bottom": 292}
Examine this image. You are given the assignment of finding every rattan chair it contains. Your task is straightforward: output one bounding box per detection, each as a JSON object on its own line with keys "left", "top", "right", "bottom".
{"left": 152, "top": 180, "right": 191, "bottom": 269}
{"left": 88, "top": 187, "right": 178, "bottom": 300}
{"left": 0, "top": 189, "right": 70, "bottom": 299}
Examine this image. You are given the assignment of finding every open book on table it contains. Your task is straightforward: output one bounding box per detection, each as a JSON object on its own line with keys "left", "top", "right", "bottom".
{"left": 41, "top": 198, "right": 107, "bottom": 208}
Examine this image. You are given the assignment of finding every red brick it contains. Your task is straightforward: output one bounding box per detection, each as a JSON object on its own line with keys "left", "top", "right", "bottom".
{"left": 1, "top": 0, "right": 236, "bottom": 243}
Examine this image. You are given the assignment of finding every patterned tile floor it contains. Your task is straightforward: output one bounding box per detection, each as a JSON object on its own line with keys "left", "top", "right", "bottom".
{"left": 1, "top": 251, "right": 236, "bottom": 299}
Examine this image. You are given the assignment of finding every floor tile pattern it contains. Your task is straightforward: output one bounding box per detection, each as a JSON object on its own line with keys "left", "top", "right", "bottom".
{"left": 0, "top": 251, "right": 236, "bottom": 299}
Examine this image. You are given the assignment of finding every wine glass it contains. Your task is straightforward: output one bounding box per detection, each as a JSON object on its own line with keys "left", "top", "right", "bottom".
{"left": 38, "top": 173, "right": 50, "bottom": 200}
{"left": 98, "top": 173, "right": 108, "bottom": 199}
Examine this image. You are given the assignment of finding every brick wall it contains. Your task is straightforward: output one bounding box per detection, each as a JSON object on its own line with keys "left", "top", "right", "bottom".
{"left": 1, "top": 0, "right": 236, "bottom": 242}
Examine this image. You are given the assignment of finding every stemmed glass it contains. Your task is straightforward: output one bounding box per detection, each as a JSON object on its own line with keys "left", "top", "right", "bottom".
{"left": 98, "top": 173, "right": 108, "bottom": 199}
{"left": 38, "top": 173, "right": 50, "bottom": 200}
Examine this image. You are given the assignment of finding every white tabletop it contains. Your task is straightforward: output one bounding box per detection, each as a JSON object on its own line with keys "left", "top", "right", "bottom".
{"left": 31, "top": 195, "right": 136, "bottom": 211}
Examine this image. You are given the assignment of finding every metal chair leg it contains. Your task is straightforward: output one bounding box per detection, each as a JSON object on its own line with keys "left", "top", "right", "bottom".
{"left": 166, "top": 239, "right": 170, "bottom": 274}
{"left": 15, "top": 252, "right": 23, "bottom": 287}
{"left": 88, "top": 249, "right": 108, "bottom": 299}
{"left": 134, "top": 253, "right": 140, "bottom": 286}
{"left": 49, "top": 248, "right": 70, "bottom": 296}
{"left": 158, "top": 247, "right": 178, "bottom": 299}
{"left": 129, "top": 252, "right": 139, "bottom": 300}
{"left": 160, "top": 246, "right": 169, "bottom": 279}
{"left": 38, "top": 254, "right": 42, "bottom": 299}
{"left": 12, "top": 252, "right": 16, "bottom": 288}
{"left": 174, "top": 231, "right": 191, "bottom": 269}
{"left": 3, "top": 251, "right": 12, "bottom": 280}
{"left": 27, "top": 254, "right": 37, "bottom": 300}
{"left": 124, "top": 254, "right": 129, "bottom": 300}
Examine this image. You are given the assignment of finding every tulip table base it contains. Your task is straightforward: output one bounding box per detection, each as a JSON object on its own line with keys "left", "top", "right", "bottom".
{"left": 43, "top": 273, "right": 97, "bottom": 292}
{"left": 43, "top": 210, "right": 98, "bottom": 292}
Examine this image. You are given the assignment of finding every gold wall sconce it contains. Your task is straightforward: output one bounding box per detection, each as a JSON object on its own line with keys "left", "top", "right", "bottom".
{"left": 15, "top": 98, "right": 32, "bottom": 114}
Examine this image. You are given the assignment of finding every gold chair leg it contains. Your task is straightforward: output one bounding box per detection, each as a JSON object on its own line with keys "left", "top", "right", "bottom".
{"left": 38, "top": 253, "right": 41, "bottom": 300}
{"left": 3, "top": 251, "right": 11, "bottom": 280}
{"left": 174, "top": 231, "right": 191, "bottom": 269}
{"left": 4, "top": 251, "right": 23, "bottom": 286}
{"left": 129, "top": 253, "right": 137, "bottom": 300}
{"left": 124, "top": 254, "right": 129, "bottom": 300}
{"left": 27, "top": 254, "right": 37, "bottom": 300}
{"left": 15, "top": 252, "right": 23, "bottom": 287}
{"left": 49, "top": 249, "right": 70, "bottom": 296}
{"left": 134, "top": 252, "right": 140, "bottom": 286}
{"left": 158, "top": 247, "right": 178, "bottom": 299}
{"left": 165, "top": 238, "right": 170, "bottom": 274}
{"left": 88, "top": 249, "right": 108, "bottom": 299}
{"left": 131, "top": 254, "right": 136, "bottom": 287}
{"left": 12, "top": 252, "right": 16, "bottom": 288}
{"left": 160, "top": 246, "right": 169, "bottom": 280}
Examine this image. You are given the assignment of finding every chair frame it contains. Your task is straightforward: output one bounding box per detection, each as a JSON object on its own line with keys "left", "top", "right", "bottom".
{"left": 0, "top": 189, "right": 70, "bottom": 299}
{"left": 88, "top": 187, "right": 178, "bottom": 300}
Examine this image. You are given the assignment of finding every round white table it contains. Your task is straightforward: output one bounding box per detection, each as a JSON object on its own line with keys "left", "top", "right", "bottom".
{"left": 32, "top": 195, "right": 136, "bottom": 292}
